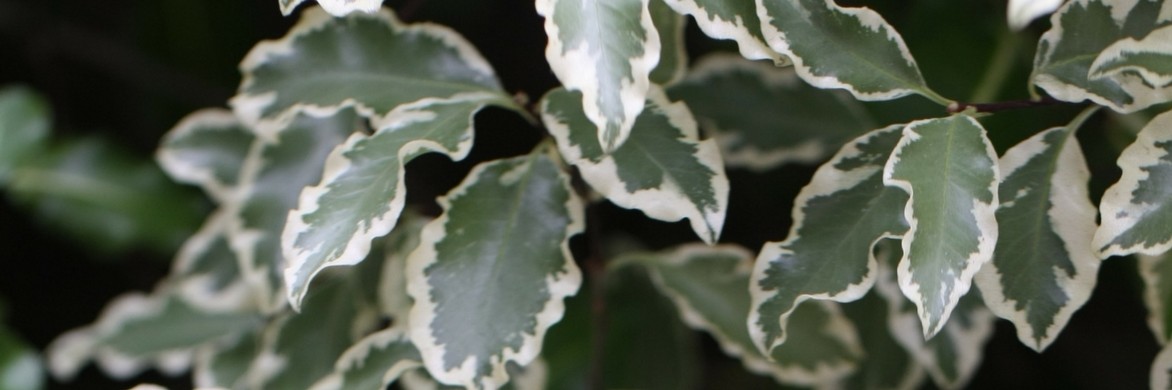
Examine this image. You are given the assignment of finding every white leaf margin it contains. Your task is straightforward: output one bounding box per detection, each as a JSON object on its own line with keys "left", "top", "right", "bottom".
{"left": 747, "top": 124, "right": 905, "bottom": 354}
{"left": 660, "top": 0, "right": 788, "bottom": 65}
{"left": 280, "top": 92, "right": 500, "bottom": 310}
{"left": 404, "top": 154, "right": 586, "bottom": 389}
{"left": 1094, "top": 110, "right": 1172, "bottom": 258}
{"left": 308, "top": 327, "right": 422, "bottom": 390}
{"left": 155, "top": 109, "right": 246, "bottom": 203}
{"left": 231, "top": 8, "right": 499, "bottom": 129}
{"left": 536, "top": 0, "right": 661, "bottom": 152}
{"left": 1140, "top": 253, "right": 1172, "bottom": 345}
{"left": 882, "top": 116, "right": 1000, "bottom": 338}
{"left": 974, "top": 123, "right": 1099, "bottom": 352}
{"left": 1007, "top": 0, "right": 1063, "bottom": 30}
{"left": 279, "top": 0, "right": 385, "bottom": 17}
{"left": 1089, "top": 25, "right": 1172, "bottom": 89}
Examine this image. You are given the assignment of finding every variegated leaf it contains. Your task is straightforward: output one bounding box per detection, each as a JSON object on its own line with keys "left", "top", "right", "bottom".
{"left": 975, "top": 109, "right": 1100, "bottom": 351}
{"left": 1008, "top": 0, "right": 1063, "bottom": 30}
{"left": 668, "top": 54, "right": 874, "bottom": 170}
{"left": 883, "top": 115, "right": 999, "bottom": 338}
{"left": 157, "top": 109, "right": 255, "bottom": 203}
{"left": 379, "top": 212, "right": 430, "bottom": 320}
{"left": 1033, "top": 0, "right": 1172, "bottom": 113}
{"left": 875, "top": 244, "right": 993, "bottom": 389}
{"left": 244, "top": 270, "right": 382, "bottom": 389}
{"left": 755, "top": 0, "right": 946, "bottom": 104}
{"left": 46, "top": 293, "right": 259, "bottom": 381}
{"left": 637, "top": 245, "right": 862, "bottom": 386}
{"left": 1141, "top": 252, "right": 1172, "bottom": 344}
{"left": 660, "top": 0, "right": 786, "bottom": 64}
{"left": 541, "top": 87, "right": 728, "bottom": 244}
{"left": 750, "top": 124, "right": 908, "bottom": 355}
{"left": 0, "top": 302, "right": 43, "bottom": 390}
{"left": 310, "top": 327, "right": 422, "bottom": 390}
{"left": 1091, "top": 25, "right": 1172, "bottom": 91}
{"left": 1154, "top": 342, "right": 1172, "bottom": 389}
{"left": 0, "top": 86, "right": 49, "bottom": 182}
{"left": 282, "top": 93, "right": 508, "bottom": 310}
{"left": 650, "top": 0, "right": 688, "bottom": 86}
{"left": 229, "top": 109, "right": 360, "bottom": 313}
{"left": 400, "top": 360, "right": 548, "bottom": 390}
{"left": 170, "top": 211, "right": 257, "bottom": 313}
{"left": 278, "top": 0, "right": 383, "bottom": 16}
{"left": 536, "top": 0, "right": 660, "bottom": 152}
{"left": 233, "top": 8, "right": 508, "bottom": 126}
{"left": 406, "top": 151, "right": 584, "bottom": 389}
{"left": 194, "top": 330, "right": 261, "bottom": 389}
{"left": 1096, "top": 110, "right": 1172, "bottom": 257}
{"left": 839, "top": 289, "right": 925, "bottom": 390}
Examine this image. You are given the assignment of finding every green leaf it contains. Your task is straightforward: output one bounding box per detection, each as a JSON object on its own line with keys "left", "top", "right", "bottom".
{"left": 228, "top": 109, "right": 359, "bottom": 313}
{"left": 156, "top": 109, "right": 255, "bottom": 203}
{"left": 245, "top": 272, "right": 381, "bottom": 389}
{"left": 309, "top": 327, "right": 423, "bottom": 390}
{"left": 170, "top": 211, "right": 256, "bottom": 312}
{"left": 875, "top": 245, "right": 993, "bottom": 389}
{"left": 1153, "top": 342, "right": 1172, "bottom": 389}
{"left": 536, "top": 0, "right": 660, "bottom": 152}
{"left": 660, "top": 0, "right": 786, "bottom": 64}
{"left": 1008, "top": 0, "right": 1063, "bottom": 30}
{"left": 650, "top": 0, "right": 687, "bottom": 86}
{"left": 278, "top": 0, "right": 384, "bottom": 16}
{"left": 750, "top": 124, "right": 908, "bottom": 355}
{"left": 0, "top": 319, "right": 43, "bottom": 390}
{"left": 1090, "top": 25, "right": 1172, "bottom": 88}
{"left": 378, "top": 212, "right": 429, "bottom": 320}
{"left": 9, "top": 137, "right": 204, "bottom": 255}
{"left": 755, "top": 0, "right": 945, "bottom": 104}
{"left": 194, "top": 330, "right": 261, "bottom": 388}
{"left": 974, "top": 109, "right": 1101, "bottom": 352}
{"left": 839, "top": 289, "right": 925, "bottom": 390}
{"left": 400, "top": 361, "right": 548, "bottom": 390}
{"left": 46, "top": 293, "right": 259, "bottom": 380}
{"left": 0, "top": 86, "right": 50, "bottom": 183}
{"left": 637, "top": 245, "right": 862, "bottom": 386}
{"left": 1096, "top": 110, "right": 1172, "bottom": 257}
{"left": 668, "top": 53, "right": 874, "bottom": 170}
{"left": 233, "top": 8, "right": 508, "bottom": 126}
{"left": 405, "top": 150, "right": 584, "bottom": 389}
{"left": 1141, "top": 252, "right": 1172, "bottom": 344}
{"left": 541, "top": 87, "right": 728, "bottom": 244}
{"left": 1032, "top": 0, "right": 1172, "bottom": 113}
{"left": 282, "top": 93, "right": 505, "bottom": 310}
{"left": 882, "top": 115, "right": 999, "bottom": 338}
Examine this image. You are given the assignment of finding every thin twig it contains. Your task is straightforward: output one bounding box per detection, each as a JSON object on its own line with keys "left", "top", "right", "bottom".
{"left": 947, "top": 97, "right": 1066, "bottom": 114}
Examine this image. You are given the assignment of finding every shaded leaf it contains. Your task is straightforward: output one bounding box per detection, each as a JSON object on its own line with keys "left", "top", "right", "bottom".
{"left": 839, "top": 289, "right": 925, "bottom": 390}
{"left": 883, "top": 115, "right": 999, "bottom": 337}
{"left": 974, "top": 109, "right": 1100, "bottom": 351}
{"left": 1153, "top": 341, "right": 1172, "bottom": 389}
{"left": 400, "top": 360, "right": 548, "bottom": 390}
{"left": 1090, "top": 25, "right": 1172, "bottom": 88}
{"left": 750, "top": 125, "right": 907, "bottom": 354}
{"left": 1096, "top": 110, "right": 1172, "bottom": 257}
{"left": 278, "top": 0, "right": 384, "bottom": 16}
{"left": 156, "top": 109, "right": 255, "bottom": 203}
{"left": 282, "top": 93, "right": 507, "bottom": 310}
{"left": 0, "top": 86, "right": 49, "bottom": 183}
{"left": 406, "top": 151, "right": 584, "bottom": 389}
{"left": 1141, "top": 252, "right": 1172, "bottom": 344}
{"left": 638, "top": 245, "right": 861, "bottom": 386}
{"left": 228, "top": 109, "right": 359, "bottom": 313}
{"left": 650, "top": 0, "right": 688, "bottom": 86}
{"left": 668, "top": 53, "right": 874, "bottom": 170}
{"left": 0, "top": 306, "right": 43, "bottom": 390}
{"left": 233, "top": 8, "right": 508, "bottom": 126}
{"left": 660, "top": 0, "right": 786, "bottom": 64}
{"left": 542, "top": 87, "right": 728, "bottom": 244}
{"left": 194, "top": 330, "right": 261, "bottom": 389}
{"left": 1032, "top": 0, "right": 1172, "bottom": 113}
{"left": 310, "top": 327, "right": 422, "bottom": 390}
{"left": 536, "top": 0, "right": 660, "bottom": 151}
{"left": 755, "top": 0, "right": 945, "bottom": 104}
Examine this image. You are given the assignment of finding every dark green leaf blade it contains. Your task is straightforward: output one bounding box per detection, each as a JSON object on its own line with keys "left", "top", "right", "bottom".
{"left": 1096, "top": 110, "right": 1172, "bottom": 257}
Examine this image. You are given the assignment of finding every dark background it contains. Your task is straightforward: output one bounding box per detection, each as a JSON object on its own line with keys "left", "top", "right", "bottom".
{"left": 0, "top": 0, "right": 1160, "bottom": 388}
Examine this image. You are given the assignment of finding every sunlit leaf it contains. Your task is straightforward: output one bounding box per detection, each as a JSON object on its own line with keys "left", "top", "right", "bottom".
{"left": 883, "top": 115, "right": 999, "bottom": 338}
{"left": 750, "top": 124, "right": 907, "bottom": 354}
{"left": 536, "top": 0, "right": 660, "bottom": 152}
{"left": 974, "top": 109, "right": 1100, "bottom": 351}
{"left": 1008, "top": 0, "right": 1063, "bottom": 30}
{"left": 278, "top": 0, "right": 384, "bottom": 16}
{"left": 542, "top": 87, "right": 728, "bottom": 244}
{"left": 1141, "top": 252, "right": 1172, "bottom": 344}
{"left": 1096, "top": 110, "right": 1172, "bottom": 257}
{"left": 406, "top": 150, "right": 584, "bottom": 389}
{"left": 668, "top": 53, "right": 874, "bottom": 170}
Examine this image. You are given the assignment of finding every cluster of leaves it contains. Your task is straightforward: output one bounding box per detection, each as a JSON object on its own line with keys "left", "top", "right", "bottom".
{"left": 22, "top": 0, "right": 1172, "bottom": 389}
